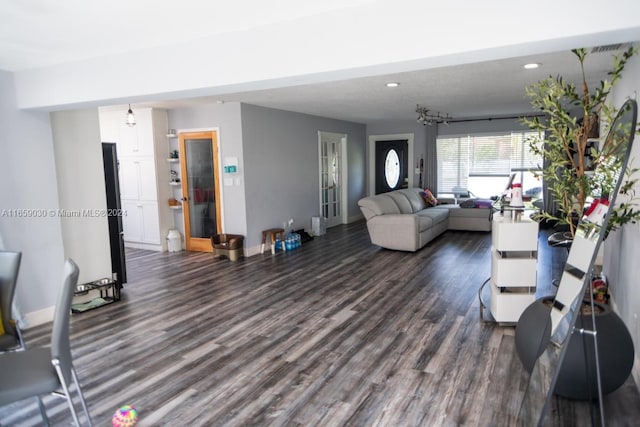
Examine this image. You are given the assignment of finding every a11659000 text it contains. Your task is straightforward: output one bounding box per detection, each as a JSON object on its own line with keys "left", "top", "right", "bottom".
{"left": 1, "top": 209, "right": 127, "bottom": 218}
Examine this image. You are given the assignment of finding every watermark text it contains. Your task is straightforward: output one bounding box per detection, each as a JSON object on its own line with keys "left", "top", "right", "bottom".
{"left": 1, "top": 209, "right": 127, "bottom": 218}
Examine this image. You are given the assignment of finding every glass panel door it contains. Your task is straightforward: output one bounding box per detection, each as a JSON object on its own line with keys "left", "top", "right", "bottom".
{"left": 319, "top": 131, "right": 345, "bottom": 228}
{"left": 179, "top": 131, "right": 221, "bottom": 252}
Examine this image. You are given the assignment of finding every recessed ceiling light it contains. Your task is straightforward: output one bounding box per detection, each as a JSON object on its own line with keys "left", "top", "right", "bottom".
{"left": 386, "top": 82, "right": 400, "bottom": 88}
{"left": 524, "top": 63, "right": 541, "bottom": 69}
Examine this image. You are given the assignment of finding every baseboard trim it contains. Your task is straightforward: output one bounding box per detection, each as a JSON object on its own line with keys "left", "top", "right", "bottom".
{"left": 22, "top": 305, "right": 55, "bottom": 329}
{"left": 348, "top": 213, "right": 364, "bottom": 223}
{"left": 125, "top": 242, "right": 164, "bottom": 251}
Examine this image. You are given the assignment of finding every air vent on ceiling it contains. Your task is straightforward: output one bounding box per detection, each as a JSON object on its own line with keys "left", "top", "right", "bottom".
{"left": 590, "top": 43, "right": 625, "bottom": 54}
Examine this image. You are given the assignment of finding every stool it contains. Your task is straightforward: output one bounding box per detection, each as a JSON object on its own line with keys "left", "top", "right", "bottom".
{"left": 261, "top": 228, "right": 285, "bottom": 254}
{"left": 211, "top": 234, "right": 244, "bottom": 261}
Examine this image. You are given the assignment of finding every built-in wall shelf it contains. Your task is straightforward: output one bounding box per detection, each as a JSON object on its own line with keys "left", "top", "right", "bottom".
{"left": 167, "top": 158, "right": 179, "bottom": 163}
{"left": 169, "top": 205, "right": 182, "bottom": 210}
{"left": 169, "top": 181, "right": 181, "bottom": 186}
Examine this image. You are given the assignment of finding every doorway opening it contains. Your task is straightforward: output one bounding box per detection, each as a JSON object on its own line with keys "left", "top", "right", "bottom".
{"left": 368, "top": 133, "right": 414, "bottom": 195}
{"left": 318, "top": 131, "right": 348, "bottom": 228}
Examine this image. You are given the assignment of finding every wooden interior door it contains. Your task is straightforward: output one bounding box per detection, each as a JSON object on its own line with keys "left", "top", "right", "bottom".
{"left": 179, "top": 131, "right": 221, "bottom": 252}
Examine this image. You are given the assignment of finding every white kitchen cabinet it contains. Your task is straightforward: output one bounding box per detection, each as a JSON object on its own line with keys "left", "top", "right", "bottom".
{"left": 118, "top": 158, "right": 158, "bottom": 201}
{"left": 99, "top": 106, "right": 172, "bottom": 251}
{"left": 121, "top": 201, "right": 161, "bottom": 244}
{"left": 99, "top": 109, "right": 155, "bottom": 157}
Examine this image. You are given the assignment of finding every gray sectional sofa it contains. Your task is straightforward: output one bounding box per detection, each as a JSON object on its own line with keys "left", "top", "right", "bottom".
{"left": 357, "top": 188, "right": 492, "bottom": 252}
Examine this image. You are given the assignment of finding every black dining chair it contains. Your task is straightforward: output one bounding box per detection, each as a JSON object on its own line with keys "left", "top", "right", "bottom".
{"left": 0, "top": 251, "right": 25, "bottom": 352}
{"left": 0, "top": 259, "right": 92, "bottom": 426}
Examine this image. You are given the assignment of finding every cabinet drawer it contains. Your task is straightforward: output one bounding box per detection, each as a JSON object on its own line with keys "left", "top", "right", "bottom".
{"left": 490, "top": 282, "right": 536, "bottom": 323}
{"left": 492, "top": 215, "right": 538, "bottom": 251}
{"left": 491, "top": 249, "right": 537, "bottom": 287}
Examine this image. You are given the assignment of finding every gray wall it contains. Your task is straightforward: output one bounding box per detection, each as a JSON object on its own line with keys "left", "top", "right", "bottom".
{"left": 167, "top": 102, "right": 247, "bottom": 243}
{"left": 241, "top": 104, "right": 366, "bottom": 250}
{"left": 604, "top": 53, "right": 640, "bottom": 385}
{"left": 0, "top": 70, "right": 65, "bottom": 326}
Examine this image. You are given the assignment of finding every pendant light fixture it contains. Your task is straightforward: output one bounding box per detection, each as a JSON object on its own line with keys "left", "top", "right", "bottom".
{"left": 125, "top": 104, "right": 136, "bottom": 127}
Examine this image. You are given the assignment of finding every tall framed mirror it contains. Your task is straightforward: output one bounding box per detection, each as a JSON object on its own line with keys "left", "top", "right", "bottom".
{"left": 518, "top": 98, "right": 638, "bottom": 425}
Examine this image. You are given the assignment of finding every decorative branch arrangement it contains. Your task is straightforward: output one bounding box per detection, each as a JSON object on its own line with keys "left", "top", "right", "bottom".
{"left": 522, "top": 46, "right": 640, "bottom": 238}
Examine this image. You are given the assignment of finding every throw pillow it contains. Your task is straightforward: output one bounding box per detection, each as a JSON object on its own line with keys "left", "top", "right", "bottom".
{"left": 420, "top": 189, "right": 438, "bottom": 207}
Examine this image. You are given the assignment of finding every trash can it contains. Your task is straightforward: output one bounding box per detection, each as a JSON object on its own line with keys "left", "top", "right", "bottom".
{"left": 312, "top": 217, "right": 326, "bottom": 236}
{"left": 211, "top": 234, "right": 244, "bottom": 261}
{"left": 167, "top": 229, "right": 182, "bottom": 252}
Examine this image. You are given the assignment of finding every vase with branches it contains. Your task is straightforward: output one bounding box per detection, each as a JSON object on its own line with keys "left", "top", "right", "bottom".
{"left": 522, "top": 46, "right": 640, "bottom": 238}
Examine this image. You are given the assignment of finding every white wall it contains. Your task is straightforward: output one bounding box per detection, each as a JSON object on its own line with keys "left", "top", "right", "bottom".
{"left": 0, "top": 70, "right": 64, "bottom": 327}
{"left": 50, "top": 109, "right": 112, "bottom": 284}
{"left": 604, "top": 53, "right": 640, "bottom": 385}
{"left": 11, "top": 1, "right": 640, "bottom": 110}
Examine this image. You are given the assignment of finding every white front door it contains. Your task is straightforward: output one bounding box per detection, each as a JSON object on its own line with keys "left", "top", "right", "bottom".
{"left": 318, "top": 131, "right": 347, "bottom": 228}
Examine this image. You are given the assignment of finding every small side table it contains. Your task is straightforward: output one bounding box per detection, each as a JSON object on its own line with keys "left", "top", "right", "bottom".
{"left": 261, "top": 228, "right": 286, "bottom": 254}
{"left": 72, "top": 278, "right": 120, "bottom": 313}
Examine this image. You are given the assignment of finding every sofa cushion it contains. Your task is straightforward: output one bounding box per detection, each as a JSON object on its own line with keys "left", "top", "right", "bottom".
{"left": 433, "top": 203, "right": 492, "bottom": 231}
{"left": 386, "top": 191, "right": 414, "bottom": 214}
{"left": 417, "top": 207, "right": 449, "bottom": 226}
{"left": 415, "top": 214, "right": 433, "bottom": 232}
{"left": 397, "top": 188, "right": 427, "bottom": 212}
{"left": 358, "top": 194, "right": 401, "bottom": 220}
{"left": 434, "top": 204, "right": 487, "bottom": 217}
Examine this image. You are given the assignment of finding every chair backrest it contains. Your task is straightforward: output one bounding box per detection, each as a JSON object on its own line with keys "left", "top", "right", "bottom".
{"left": 0, "top": 251, "right": 22, "bottom": 338}
{"left": 51, "top": 258, "right": 79, "bottom": 385}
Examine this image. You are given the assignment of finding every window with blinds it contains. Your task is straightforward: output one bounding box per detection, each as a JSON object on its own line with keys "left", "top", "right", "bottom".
{"left": 436, "top": 131, "right": 543, "bottom": 195}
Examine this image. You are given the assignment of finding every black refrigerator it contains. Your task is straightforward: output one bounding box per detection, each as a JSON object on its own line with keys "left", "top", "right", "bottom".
{"left": 102, "top": 142, "right": 127, "bottom": 287}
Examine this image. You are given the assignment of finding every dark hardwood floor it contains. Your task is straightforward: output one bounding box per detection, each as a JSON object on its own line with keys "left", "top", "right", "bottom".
{"left": 2, "top": 221, "right": 639, "bottom": 426}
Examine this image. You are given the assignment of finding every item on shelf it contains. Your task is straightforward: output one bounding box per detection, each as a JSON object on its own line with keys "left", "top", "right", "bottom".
{"left": 592, "top": 274, "right": 609, "bottom": 303}
{"left": 168, "top": 198, "right": 181, "bottom": 207}
{"left": 170, "top": 170, "right": 180, "bottom": 183}
{"left": 510, "top": 183, "right": 524, "bottom": 207}
{"left": 170, "top": 149, "right": 179, "bottom": 159}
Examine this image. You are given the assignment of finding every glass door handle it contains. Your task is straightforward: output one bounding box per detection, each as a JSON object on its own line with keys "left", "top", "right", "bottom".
{"left": 181, "top": 197, "right": 189, "bottom": 201}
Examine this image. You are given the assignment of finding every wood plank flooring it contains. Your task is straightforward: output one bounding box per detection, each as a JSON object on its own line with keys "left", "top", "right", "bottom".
{"left": 2, "top": 221, "right": 639, "bottom": 426}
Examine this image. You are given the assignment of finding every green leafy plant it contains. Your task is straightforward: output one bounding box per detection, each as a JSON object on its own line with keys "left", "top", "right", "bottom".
{"left": 522, "top": 47, "right": 640, "bottom": 237}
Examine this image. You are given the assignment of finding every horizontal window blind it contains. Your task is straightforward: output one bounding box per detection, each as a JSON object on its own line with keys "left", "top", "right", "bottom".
{"left": 436, "top": 131, "right": 542, "bottom": 194}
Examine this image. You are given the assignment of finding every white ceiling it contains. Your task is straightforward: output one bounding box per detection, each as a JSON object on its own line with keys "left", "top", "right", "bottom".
{"left": 149, "top": 50, "right": 626, "bottom": 122}
{"left": 135, "top": 48, "right": 633, "bottom": 123}
{"left": 1, "top": 0, "right": 637, "bottom": 123}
